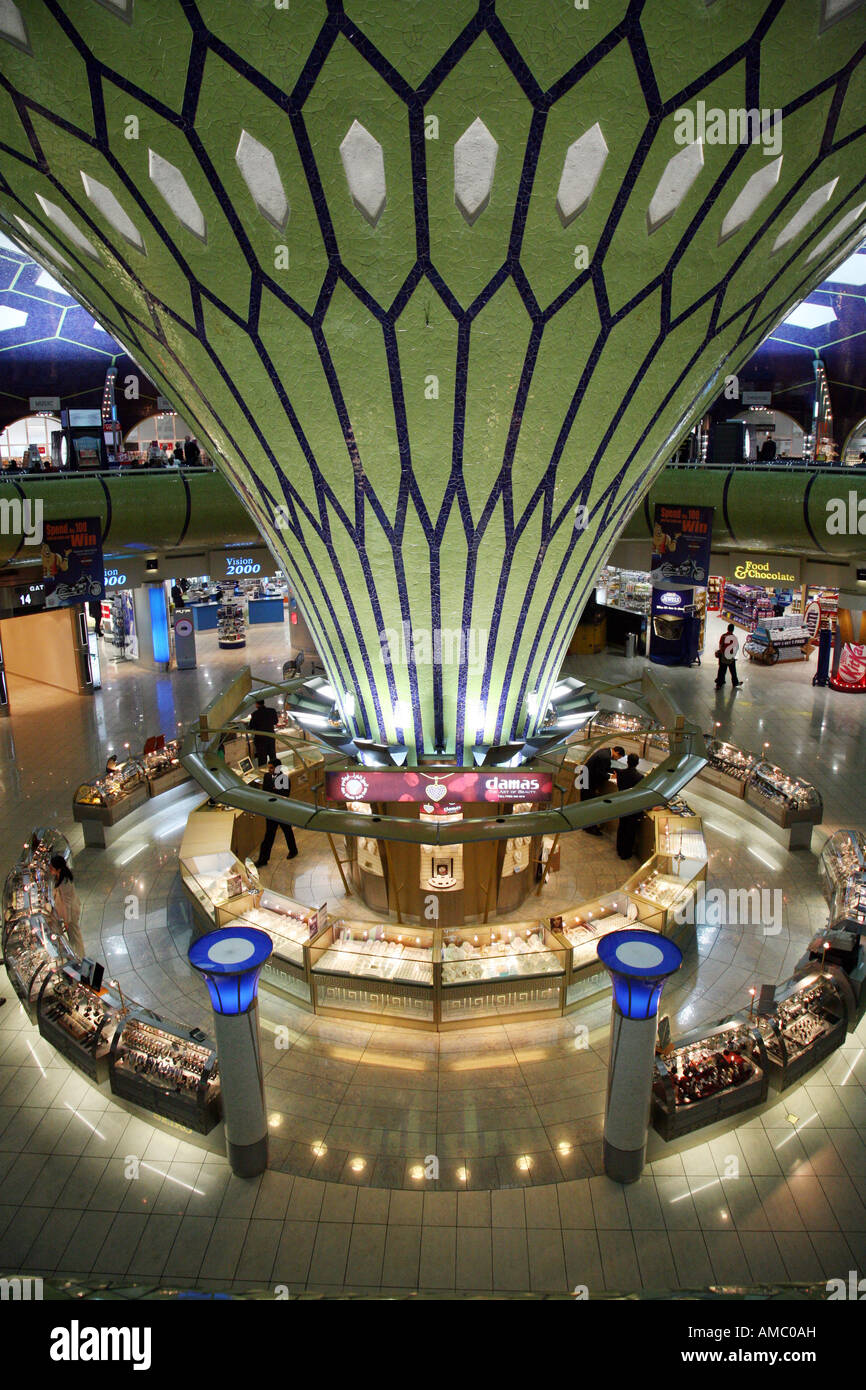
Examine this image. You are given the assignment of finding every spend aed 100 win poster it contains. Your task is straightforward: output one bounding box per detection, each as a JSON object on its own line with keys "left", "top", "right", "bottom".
{"left": 41, "top": 517, "right": 105, "bottom": 608}
{"left": 650, "top": 504, "right": 714, "bottom": 590}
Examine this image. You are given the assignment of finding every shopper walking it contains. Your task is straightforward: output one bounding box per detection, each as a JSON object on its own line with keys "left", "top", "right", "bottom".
{"left": 715, "top": 623, "right": 742, "bottom": 688}
{"left": 88, "top": 598, "right": 102, "bottom": 637}
{"left": 49, "top": 854, "right": 84, "bottom": 958}
{"left": 615, "top": 752, "right": 644, "bottom": 860}
{"left": 248, "top": 696, "right": 279, "bottom": 765}
{"left": 580, "top": 744, "right": 625, "bottom": 835}
{"left": 255, "top": 759, "right": 298, "bottom": 865}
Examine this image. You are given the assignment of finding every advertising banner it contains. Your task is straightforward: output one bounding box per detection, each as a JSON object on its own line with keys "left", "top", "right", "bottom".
{"left": 41, "top": 517, "right": 104, "bottom": 608}
{"left": 650, "top": 504, "right": 713, "bottom": 589}
{"left": 325, "top": 768, "right": 554, "bottom": 804}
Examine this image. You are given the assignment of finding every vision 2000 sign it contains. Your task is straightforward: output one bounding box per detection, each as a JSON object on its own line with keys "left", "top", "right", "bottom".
{"left": 325, "top": 769, "right": 554, "bottom": 804}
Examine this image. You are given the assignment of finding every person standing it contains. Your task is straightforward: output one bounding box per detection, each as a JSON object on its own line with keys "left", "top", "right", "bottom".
{"left": 615, "top": 752, "right": 644, "bottom": 860}
{"left": 580, "top": 744, "right": 625, "bottom": 835}
{"left": 49, "top": 854, "right": 84, "bottom": 958}
{"left": 88, "top": 598, "right": 103, "bottom": 637}
{"left": 255, "top": 759, "right": 298, "bottom": 866}
{"left": 248, "top": 697, "right": 278, "bottom": 765}
{"left": 715, "top": 623, "right": 742, "bottom": 688}
{"left": 183, "top": 435, "right": 201, "bottom": 467}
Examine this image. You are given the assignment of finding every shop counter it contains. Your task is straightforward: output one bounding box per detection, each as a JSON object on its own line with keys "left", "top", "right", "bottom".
{"left": 653, "top": 1017, "right": 769, "bottom": 1140}
{"left": 191, "top": 602, "right": 219, "bottom": 631}
{"left": 109, "top": 1011, "right": 221, "bottom": 1135}
{"left": 756, "top": 972, "right": 851, "bottom": 1090}
{"left": 247, "top": 596, "right": 284, "bottom": 625}
{"left": 36, "top": 969, "right": 125, "bottom": 1084}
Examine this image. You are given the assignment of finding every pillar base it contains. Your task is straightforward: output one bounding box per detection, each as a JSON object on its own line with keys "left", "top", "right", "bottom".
{"left": 227, "top": 1133, "right": 268, "bottom": 1178}
{"left": 603, "top": 1137, "right": 645, "bottom": 1185}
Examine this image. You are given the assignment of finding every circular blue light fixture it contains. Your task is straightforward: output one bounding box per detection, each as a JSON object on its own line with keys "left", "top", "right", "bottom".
{"left": 597, "top": 928, "right": 682, "bottom": 1020}
{"left": 188, "top": 927, "right": 273, "bottom": 1015}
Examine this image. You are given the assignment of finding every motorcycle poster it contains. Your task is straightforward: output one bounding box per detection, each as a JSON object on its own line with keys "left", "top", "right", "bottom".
{"left": 650, "top": 503, "right": 714, "bottom": 590}
{"left": 41, "top": 517, "right": 105, "bottom": 608}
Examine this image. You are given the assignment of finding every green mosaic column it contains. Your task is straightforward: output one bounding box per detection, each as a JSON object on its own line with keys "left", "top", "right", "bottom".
{"left": 2, "top": 0, "right": 865, "bottom": 760}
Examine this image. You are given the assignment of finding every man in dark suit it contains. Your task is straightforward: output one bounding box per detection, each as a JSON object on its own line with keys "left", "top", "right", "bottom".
{"left": 615, "top": 752, "right": 644, "bottom": 859}
{"left": 248, "top": 697, "right": 278, "bottom": 766}
{"left": 255, "top": 759, "right": 298, "bottom": 866}
{"left": 581, "top": 744, "right": 625, "bottom": 835}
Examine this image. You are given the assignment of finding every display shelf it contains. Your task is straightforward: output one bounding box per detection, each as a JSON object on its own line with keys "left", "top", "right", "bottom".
{"left": 109, "top": 1012, "right": 221, "bottom": 1135}
{"left": 653, "top": 1017, "right": 769, "bottom": 1139}
{"left": 309, "top": 921, "right": 436, "bottom": 1028}
{"left": 2, "top": 911, "right": 76, "bottom": 1020}
{"left": 140, "top": 738, "right": 188, "bottom": 794}
{"left": 720, "top": 582, "right": 774, "bottom": 630}
{"left": 73, "top": 759, "right": 148, "bottom": 820}
{"left": 440, "top": 923, "right": 563, "bottom": 985}
{"left": 217, "top": 601, "right": 246, "bottom": 649}
{"left": 745, "top": 760, "right": 822, "bottom": 827}
{"left": 180, "top": 851, "right": 258, "bottom": 929}
{"left": 36, "top": 970, "right": 124, "bottom": 1083}
{"left": 756, "top": 973, "right": 849, "bottom": 1090}
{"left": 819, "top": 828, "right": 866, "bottom": 933}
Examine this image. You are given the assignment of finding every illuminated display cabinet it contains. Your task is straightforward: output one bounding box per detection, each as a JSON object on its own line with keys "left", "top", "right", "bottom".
{"left": 109, "top": 1013, "right": 220, "bottom": 1135}
{"left": 653, "top": 1017, "right": 769, "bottom": 1140}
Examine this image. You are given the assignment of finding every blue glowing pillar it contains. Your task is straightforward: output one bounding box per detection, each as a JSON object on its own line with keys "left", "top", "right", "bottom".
{"left": 597, "top": 929, "right": 683, "bottom": 1184}
{"left": 189, "top": 927, "right": 273, "bottom": 1178}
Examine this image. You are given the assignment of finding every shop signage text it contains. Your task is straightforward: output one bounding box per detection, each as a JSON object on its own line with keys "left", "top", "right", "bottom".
{"left": 733, "top": 558, "right": 798, "bottom": 583}
{"left": 29, "top": 396, "right": 60, "bottom": 412}
{"left": 326, "top": 768, "right": 553, "bottom": 804}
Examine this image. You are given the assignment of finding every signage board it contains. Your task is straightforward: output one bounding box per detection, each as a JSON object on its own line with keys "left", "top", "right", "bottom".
{"left": 650, "top": 504, "right": 713, "bottom": 589}
{"left": 157, "top": 396, "right": 174, "bottom": 412}
{"left": 29, "top": 396, "right": 60, "bottom": 412}
{"left": 208, "top": 547, "right": 276, "bottom": 581}
{"left": 325, "top": 768, "right": 554, "bottom": 804}
{"left": 741, "top": 391, "right": 772, "bottom": 405}
{"left": 41, "top": 517, "right": 104, "bottom": 607}
{"left": 173, "top": 608, "right": 196, "bottom": 670}
{"left": 729, "top": 552, "right": 801, "bottom": 585}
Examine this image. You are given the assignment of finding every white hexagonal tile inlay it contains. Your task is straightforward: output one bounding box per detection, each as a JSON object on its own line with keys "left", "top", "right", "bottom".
{"left": 235, "top": 130, "right": 290, "bottom": 231}
{"left": 454, "top": 117, "right": 498, "bottom": 225}
{"left": 556, "top": 123, "right": 609, "bottom": 227}
{"left": 339, "top": 121, "right": 386, "bottom": 227}
{"left": 647, "top": 139, "right": 704, "bottom": 234}
{"left": 148, "top": 149, "right": 206, "bottom": 242}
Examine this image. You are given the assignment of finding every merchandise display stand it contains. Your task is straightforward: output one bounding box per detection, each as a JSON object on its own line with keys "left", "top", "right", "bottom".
{"left": 218, "top": 601, "right": 246, "bottom": 649}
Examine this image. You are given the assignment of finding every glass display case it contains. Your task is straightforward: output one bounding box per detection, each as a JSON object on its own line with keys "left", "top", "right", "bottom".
{"left": 745, "top": 760, "right": 823, "bottom": 827}
{"left": 438, "top": 923, "right": 566, "bottom": 1028}
{"left": 756, "top": 973, "right": 849, "bottom": 1090}
{"left": 552, "top": 894, "right": 641, "bottom": 975}
{"left": 622, "top": 853, "right": 706, "bottom": 933}
{"left": 2, "top": 911, "right": 76, "bottom": 1019}
{"left": 73, "top": 758, "right": 148, "bottom": 828}
{"left": 653, "top": 1016, "right": 769, "bottom": 1139}
{"left": 583, "top": 709, "right": 652, "bottom": 746}
{"left": 309, "top": 921, "right": 436, "bottom": 1028}
{"left": 36, "top": 969, "right": 125, "bottom": 1083}
{"left": 701, "top": 738, "right": 757, "bottom": 797}
{"left": 819, "top": 828, "right": 866, "bottom": 931}
{"left": 109, "top": 1011, "right": 221, "bottom": 1134}
{"left": 140, "top": 738, "right": 188, "bottom": 794}
{"left": 180, "top": 851, "right": 258, "bottom": 929}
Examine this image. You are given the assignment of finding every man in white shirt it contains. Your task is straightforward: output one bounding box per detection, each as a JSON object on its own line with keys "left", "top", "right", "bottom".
{"left": 715, "top": 623, "right": 742, "bottom": 688}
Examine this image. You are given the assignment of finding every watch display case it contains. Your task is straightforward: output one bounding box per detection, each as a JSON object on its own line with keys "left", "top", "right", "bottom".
{"left": 217, "top": 601, "right": 246, "bottom": 649}
{"left": 73, "top": 758, "right": 148, "bottom": 822}
{"left": 2, "top": 911, "right": 76, "bottom": 1019}
{"left": 36, "top": 970, "right": 124, "bottom": 1083}
{"left": 701, "top": 738, "right": 757, "bottom": 797}
{"left": 745, "top": 760, "right": 823, "bottom": 827}
{"left": 140, "top": 738, "right": 187, "bottom": 794}
{"left": 622, "top": 852, "right": 706, "bottom": 933}
{"left": 819, "top": 828, "right": 866, "bottom": 932}
{"left": 653, "top": 1017, "right": 769, "bottom": 1139}
{"left": 109, "top": 1012, "right": 221, "bottom": 1134}
{"left": 756, "top": 973, "right": 849, "bottom": 1090}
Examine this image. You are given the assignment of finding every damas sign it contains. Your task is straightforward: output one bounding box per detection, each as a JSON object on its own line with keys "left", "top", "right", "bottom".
{"left": 325, "top": 768, "right": 553, "bottom": 804}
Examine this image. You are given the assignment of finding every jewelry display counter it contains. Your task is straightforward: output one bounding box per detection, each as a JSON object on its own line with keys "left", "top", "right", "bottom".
{"left": 653, "top": 1017, "right": 769, "bottom": 1140}
{"left": 819, "top": 828, "right": 866, "bottom": 933}
{"left": 73, "top": 742, "right": 193, "bottom": 848}
{"left": 3, "top": 911, "right": 76, "bottom": 1020}
{"left": 756, "top": 972, "right": 851, "bottom": 1091}
{"left": 438, "top": 923, "right": 567, "bottom": 1029}
{"left": 744, "top": 760, "right": 823, "bottom": 832}
{"left": 36, "top": 970, "right": 125, "bottom": 1083}
{"left": 309, "top": 921, "right": 436, "bottom": 1028}
{"left": 180, "top": 850, "right": 259, "bottom": 931}
{"left": 219, "top": 887, "right": 323, "bottom": 1003}
{"left": 109, "top": 1012, "right": 220, "bottom": 1135}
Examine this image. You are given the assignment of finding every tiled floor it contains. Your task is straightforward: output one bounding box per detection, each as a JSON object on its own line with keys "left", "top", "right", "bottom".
{"left": 1, "top": 614, "right": 865, "bottom": 1293}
